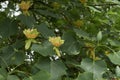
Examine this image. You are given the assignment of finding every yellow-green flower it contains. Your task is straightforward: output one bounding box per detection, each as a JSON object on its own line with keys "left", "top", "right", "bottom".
{"left": 19, "top": 1, "right": 32, "bottom": 11}
{"left": 49, "top": 36, "right": 64, "bottom": 47}
{"left": 19, "top": 1, "right": 32, "bottom": 15}
{"left": 23, "top": 29, "right": 39, "bottom": 39}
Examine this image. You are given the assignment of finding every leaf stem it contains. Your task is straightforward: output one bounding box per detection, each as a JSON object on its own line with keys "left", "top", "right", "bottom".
{"left": 97, "top": 44, "right": 116, "bottom": 54}
{"left": 9, "top": 70, "right": 33, "bottom": 80}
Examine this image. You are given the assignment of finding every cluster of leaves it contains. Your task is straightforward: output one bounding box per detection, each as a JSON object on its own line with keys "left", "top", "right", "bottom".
{"left": 0, "top": 0, "right": 120, "bottom": 80}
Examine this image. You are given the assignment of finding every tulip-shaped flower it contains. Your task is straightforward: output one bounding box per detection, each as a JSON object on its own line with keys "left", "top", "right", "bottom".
{"left": 49, "top": 36, "right": 64, "bottom": 57}
{"left": 23, "top": 29, "right": 39, "bottom": 50}
{"left": 19, "top": 1, "right": 32, "bottom": 16}
{"left": 49, "top": 36, "right": 64, "bottom": 47}
{"left": 23, "top": 29, "right": 39, "bottom": 39}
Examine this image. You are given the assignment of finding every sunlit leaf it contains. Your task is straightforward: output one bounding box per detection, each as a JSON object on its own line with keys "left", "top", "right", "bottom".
{"left": 31, "top": 41, "right": 54, "bottom": 56}
{"left": 76, "top": 72, "right": 93, "bottom": 80}
{"left": 80, "top": 58, "right": 107, "bottom": 80}
{"left": 107, "top": 52, "right": 120, "bottom": 65}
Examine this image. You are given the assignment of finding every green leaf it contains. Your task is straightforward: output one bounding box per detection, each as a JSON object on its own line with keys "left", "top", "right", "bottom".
{"left": 7, "top": 75, "right": 19, "bottom": 80}
{"left": 0, "top": 46, "right": 25, "bottom": 66}
{"left": 0, "top": 46, "right": 14, "bottom": 67}
{"left": 36, "top": 23, "right": 55, "bottom": 38}
{"left": 35, "top": 59, "right": 67, "bottom": 80}
{"left": 0, "top": 68, "right": 7, "bottom": 80}
{"left": 35, "top": 9, "right": 60, "bottom": 18}
{"left": 88, "top": 6, "right": 101, "bottom": 13}
{"left": 74, "top": 28, "right": 96, "bottom": 41}
{"left": 9, "top": 51, "right": 25, "bottom": 65}
{"left": 76, "top": 72, "right": 94, "bottom": 80}
{"left": 0, "top": 18, "right": 18, "bottom": 38}
{"left": 50, "top": 60, "right": 67, "bottom": 80}
{"left": 0, "top": 75, "right": 4, "bottom": 80}
{"left": 31, "top": 41, "right": 54, "bottom": 56}
{"left": 61, "top": 31, "right": 80, "bottom": 55}
{"left": 26, "top": 60, "right": 66, "bottom": 80}
{"left": 97, "top": 31, "right": 102, "bottom": 41}
{"left": 24, "top": 70, "right": 50, "bottom": 80}
{"left": 11, "top": 40, "right": 24, "bottom": 49}
{"left": 107, "top": 39, "right": 120, "bottom": 47}
{"left": 35, "top": 58, "right": 51, "bottom": 73}
{"left": 17, "top": 14, "right": 35, "bottom": 28}
{"left": 107, "top": 52, "right": 120, "bottom": 65}
{"left": 80, "top": 58, "right": 107, "bottom": 80}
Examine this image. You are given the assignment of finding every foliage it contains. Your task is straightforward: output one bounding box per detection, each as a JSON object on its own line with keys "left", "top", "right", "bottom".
{"left": 0, "top": 0, "right": 120, "bottom": 80}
